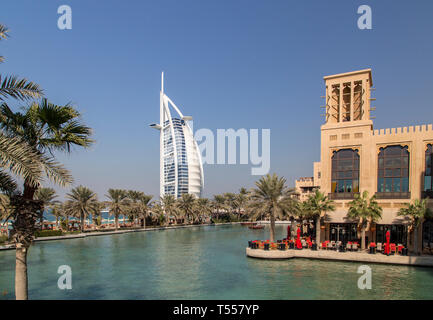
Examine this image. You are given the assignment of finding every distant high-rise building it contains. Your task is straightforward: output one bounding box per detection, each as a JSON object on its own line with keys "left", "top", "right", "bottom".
{"left": 150, "top": 72, "right": 204, "bottom": 198}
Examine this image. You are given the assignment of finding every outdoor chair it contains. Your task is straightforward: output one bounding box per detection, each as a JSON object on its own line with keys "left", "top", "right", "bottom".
{"left": 331, "top": 241, "right": 336, "bottom": 250}
{"left": 352, "top": 243, "right": 358, "bottom": 251}
{"left": 301, "top": 239, "right": 307, "bottom": 248}
{"left": 264, "top": 243, "right": 270, "bottom": 250}
{"left": 390, "top": 243, "right": 396, "bottom": 255}
{"left": 377, "top": 243, "right": 382, "bottom": 252}
{"left": 397, "top": 244, "right": 403, "bottom": 255}
{"left": 321, "top": 242, "right": 327, "bottom": 250}
{"left": 327, "top": 242, "right": 333, "bottom": 250}
{"left": 346, "top": 242, "right": 352, "bottom": 252}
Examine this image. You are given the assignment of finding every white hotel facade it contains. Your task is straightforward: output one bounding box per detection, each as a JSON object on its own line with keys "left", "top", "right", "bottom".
{"left": 150, "top": 73, "right": 204, "bottom": 198}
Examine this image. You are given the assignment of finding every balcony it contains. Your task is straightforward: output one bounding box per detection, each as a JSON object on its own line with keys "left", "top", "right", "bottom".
{"left": 328, "top": 192, "right": 359, "bottom": 200}
{"left": 375, "top": 192, "right": 411, "bottom": 199}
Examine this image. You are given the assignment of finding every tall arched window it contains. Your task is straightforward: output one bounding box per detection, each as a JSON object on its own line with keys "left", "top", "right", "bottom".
{"left": 331, "top": 149, "right": 360, "bottom": 196}
{"left": 424, "top": 144, "right": 433, "bottom": 197}
{"left": 377, "top": 145, "right": 410, "bottom": 198}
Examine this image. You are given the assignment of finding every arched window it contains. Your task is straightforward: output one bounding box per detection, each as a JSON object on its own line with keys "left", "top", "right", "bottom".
{"left": 331, "top": 149, "right": 360, "bottom": 195}
{"left": 424, "top": 144, "right": 433, "bottom": 197}
{"left": 377, "top": 145, "right": 409, "bottom": 198}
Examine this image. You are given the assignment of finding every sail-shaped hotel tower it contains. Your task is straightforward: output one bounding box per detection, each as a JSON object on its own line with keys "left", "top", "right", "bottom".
{"left": 150, "top": 73, "right": 204, "bottom": 198}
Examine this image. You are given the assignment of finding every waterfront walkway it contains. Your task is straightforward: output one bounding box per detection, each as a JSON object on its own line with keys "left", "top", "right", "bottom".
{"left": 246, "top": 247, "right": 433, "bottom": 267}
{"left": 0, "top": 222, "right": 240, "bottom": 251}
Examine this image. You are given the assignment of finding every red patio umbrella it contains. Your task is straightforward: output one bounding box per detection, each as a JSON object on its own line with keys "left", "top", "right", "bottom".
{"left": 385, "top": 230, "right": 391, "bottom": 255}
{"left": 296, "top": 227, "right": 302, "bottom": 249}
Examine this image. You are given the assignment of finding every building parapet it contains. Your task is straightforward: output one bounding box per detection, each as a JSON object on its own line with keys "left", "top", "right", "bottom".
{"left": 373, "top": 124, "right": 433, "bottom": 136}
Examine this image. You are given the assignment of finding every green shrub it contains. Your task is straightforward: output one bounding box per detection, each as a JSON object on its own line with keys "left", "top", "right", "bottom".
{"left": 35, "top": 230, "right": 63, "bottom": 237}
{"left": 0, "top": 235, "right": 8, "bottom": 244}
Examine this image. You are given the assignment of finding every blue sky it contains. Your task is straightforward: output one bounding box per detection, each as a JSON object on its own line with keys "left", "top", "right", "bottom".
{"left": 1, "top": 0, "right": 433, "bottom": 200}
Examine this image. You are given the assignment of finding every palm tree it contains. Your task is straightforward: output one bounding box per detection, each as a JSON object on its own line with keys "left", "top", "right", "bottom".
{"left": 137, "top": 194, "right": 153, "bottom": 227}
{"left": 212, "top": 194, "right": 227, "bottom": 219}
{"left": 50, "top": 203, "right": 64, "bottom": 229}
{"left": 236, "top": 188, "right": 249, "bottom": 219}
{"left": 223, "top": 192, "right": 237, "bottom": 216}
{"left": 177, "top": 194, "right": 196, "bottom": 224}
{"left": 195, "top": 198, "right": 212, "bottom": 223}
{"left": 90, "top": 202, "right": 104, "bottom": 228}
{"left": 64, "top": 186, "right": 99, "bottom": 233}
{"left": 347, "top": 191, "right": 382, "bottom": 250}
{"left": 34, "top": 187, "right": 58, "bottom": 229}
{"left": 247, "top": 174, "right": 298, "bottom": 242}
{"left": 126, "top": 190, "right": 142, "bottom": 226}
{"left": 303, "top": 189, "right": 335, "bottom": 244}
{"left": 0, "top": 26, "right": 93, "bottom": 300}
{"left": 398, "top": 199, "right": 433, "bottom": 255}
{"left": 151, "top": 202, "right": 165, "bottom": 226}
{"left": 105, "top": 189, "right": 129, "bottom": 230}
{"left": 161, "top": 194, "right": 176, "bottom": 225}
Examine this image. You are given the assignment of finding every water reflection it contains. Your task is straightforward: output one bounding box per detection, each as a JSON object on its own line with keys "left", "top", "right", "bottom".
{"left": 0, "top": 225, "right": 433, "bottom": 299}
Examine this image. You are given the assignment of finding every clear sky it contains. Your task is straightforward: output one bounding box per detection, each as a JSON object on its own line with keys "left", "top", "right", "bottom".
{"left": 1, "top": 0, "right": 433, "bottom": 201}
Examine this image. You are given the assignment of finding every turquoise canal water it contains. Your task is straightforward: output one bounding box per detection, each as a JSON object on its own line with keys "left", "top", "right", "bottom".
{"left": 1, "top": 224, "right": 433, "bottom": 300}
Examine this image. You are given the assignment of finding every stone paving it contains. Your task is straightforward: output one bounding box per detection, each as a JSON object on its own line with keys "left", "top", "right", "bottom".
{"left": 246, "top": 247, "right": 433, "bottom": 267}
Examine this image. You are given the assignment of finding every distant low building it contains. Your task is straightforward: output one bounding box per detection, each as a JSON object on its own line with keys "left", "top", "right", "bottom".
{"left": 295, "top": 162, "right": 321, "bottom": 201}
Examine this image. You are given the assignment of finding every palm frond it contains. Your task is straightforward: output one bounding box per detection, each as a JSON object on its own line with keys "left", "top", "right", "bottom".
{"left": 38, "top": 155, "right": 73, "bottom": 187}
{"left": 0, "top": 75, "right": 43, "bottom": 101}
{"left": 0, "top": 24, "right": 9, "bottom": 40}
{"left": 0, "top": 133, "right": 42, "bottom": 186}
{"left": 0, "top": 169, "right": 17, "bottom": 193}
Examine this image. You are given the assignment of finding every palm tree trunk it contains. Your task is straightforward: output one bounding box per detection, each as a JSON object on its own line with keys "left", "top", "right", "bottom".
{"left": 15, "top": 246, "right": 28, "bottom": 300}
{"left": 11, "top": 195, "right": 41, "bottom": 301}
{"left": 115, "top": 215, "right": 119, "bottom": 230}
{"left": 270, "top": 214, "right": 275, "bottom": 242}
{"left": 361, "top": 228, "right": 366, "bottom": 250}
{"left": 80, "top": 212, "right": 85, "bottom": 233}
{"left": 414, "top": 225, "right": 419, "bottom": 255}
{"left": 315, "top": 215, "right": 321, "bottom": 244}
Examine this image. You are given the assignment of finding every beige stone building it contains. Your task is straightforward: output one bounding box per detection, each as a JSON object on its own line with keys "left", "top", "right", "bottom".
{"left": 295, "top": 162, "right": 321, "bottom": 201}
{"left": 300, "top": 69, "right": 433, "bottom": 253}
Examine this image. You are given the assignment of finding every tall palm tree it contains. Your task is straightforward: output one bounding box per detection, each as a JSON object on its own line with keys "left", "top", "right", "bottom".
{"left": 223, "top": 192, "right": 237, "bottom": 216}
{"left": 161, "top": 194, "right": 176, "bottom": 225}
{"left": 347, "top": 191, "right": 382, "bottom": 250}
{"left": 247, "top": 174, "right": 298, "bottom": 242}
{"left": 151, "top": 202, "right": 165, "bottom": 226}
{"left": 0, "top": 25, "right": 93, "bottom": 300}
{"left": 105, "top": 189, "right": 129, "bottom": 230}
{"left": 34, "top": 187, "right": 58, "bottom": 229}
{"left": 126, "top": 190, "right": 142, "bottom": 226}
{"left": 64, "top": 186, "right": 99, "bottom": 233}
{"left": 50, "top": 203, "right": 65, "bottom": 229}
{"left": 236, "top": 188, "right": 249, "bottom": 218}
{"left": 212, "top": 194, "right": 227, "bottom": 218}
{"left": 177, "top": 194, "right": 196, "bottom": 224}
{"left": 303, "top": 189, "right": 335, "bottom": 244}
{"left": 398, "top": 199, "right": 433, "bottom": 255}
{"left": 90, "top": 201, "right": 104, "bottom": 228}
{"left": 137, "top": 194, "right": 153, "bottom": 227}
{"left": 195, "top": 198, "right": 212, "bottom": 223}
